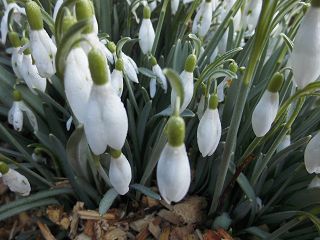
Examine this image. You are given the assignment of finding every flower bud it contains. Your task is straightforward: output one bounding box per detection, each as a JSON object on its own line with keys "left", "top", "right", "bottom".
{"left": 143, "top": 6, "right": 151, "bottom": 19}
{"left": 229, "top": 61, "right": 238, "bottom": 73}
{"left": 13, "top": 90, "right": 22, "bottom": 101}
{"left": 25, "top": 1, "right": 43, "bottom": 30}
{"left": 115, "top": 59, "right": 124, "bottom": 71}
{"left": 209, "top": 94, "right": 219, "bottom": 110}
{"left": 267, "top": 72, "right": 284, "bottom": 93}
{"left": 150, "top": 56, "right": 157, "bottom": 66}
{"left": 8, "top": 32, "right": 21, "bottom": 48}
{"left": 107, "top": 41, "right": 116, "bottom": 53}
{"left": 184, "top": 54, "right": 197, "bottom": 72}
{"left": 88, "top": 49, "right": 109, "bottom": 85}
{"left": 166, "top": 116, "right": 185, "bottom": 147}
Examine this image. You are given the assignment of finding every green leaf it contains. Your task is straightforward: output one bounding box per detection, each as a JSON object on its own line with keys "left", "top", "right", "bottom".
{"left": 188, "top": 34, "right": 201, "bottom": 58}
{"left": 280, "top": 33, "right": 294, "bottom": 52}
{"left": 99, "top": 188, "right": 118, "bottom": 215}
{"left": 116, "top": 37, "right": 131, "bottom": 57}
{"left": 131, "top": 184, "right": 161, "bottom": 200}
{"left": 163, "top": 68, "right": 184, "bottom": 106}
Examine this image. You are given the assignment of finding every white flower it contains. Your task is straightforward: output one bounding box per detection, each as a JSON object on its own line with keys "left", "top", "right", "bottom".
{"left": 242, "top": 0, "right": 262, "bottom": 35}
{"left": 21, "top": 53, "right": 47, "bottom": 93}
{"left": 53, "top": 0, "right": 63, "bottom": 21}
{"left": 64, "top": 47, "right": 93, "bottom": 123}
{"left": 29, "top": 30, "right": 57, "bottom": 78}
{"left": 217, "top": 78, "right": 232, "bottom": 102}
{"left": 291, "top": 4, "right": 320, "bottom": 89}
{"left": 11, "top": 47, "right": 23, "bottom": 79}
{"left": 122, "top": 53, "right": 139, "bottom": 83}
{"left": 171, "top": 0, "right": 180, "bottom": 15}
{"left": 152, "top": 64, "right": 167, "bottom": 93}
{"left": 109, "top": 152, "right": 132, "bottom": 195}
{"left": 277, "top": 134, "right": 291, "bottom": 152}
{"left": 150, "top": 78, "right": 157, "bottom": 98}
{"left": 251, "top": 90, "right": 279, "bottom": 137}
{"left": 304, "top": 131, "right": 320, "bottom": 174}
{"left": 0, "top": 3, "right": 25, "bottom": 45}
{"left": 111, "top": 69, "right": 124, "bottom": 97}
{"left": 196, "top": 95, "right": 206, "bottom": 119}
{"left": 149, "top": 0, "right": 157, "bottom": 11}
{"left": 139, "top": 6, "right": 155, "bottom": 54}
{"left": 2, "top": 169, "right": 31, "bottom": 196}
{"left": 157, "top": 143, "right": 191, "bottom": 204}
{"left": 308, "top": 175, "right": 320, "bottom": 189}
{"left": 192, "top": 0, "right": 213, "bottom": 38}
{"left": 197, "top": 95, "right": 221, "bottom": 157}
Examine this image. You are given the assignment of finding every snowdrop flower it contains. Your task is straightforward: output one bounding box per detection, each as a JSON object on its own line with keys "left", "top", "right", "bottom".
{"left": 8, "top": 90, "right": 38, "bottom": 132}
{"left": 64, "top": 47, "right": 93, "bottom": 123}
{"left": 25, "top": 1, "right": 56, "bottom": 78}
{"left": 84, "top": 49, "right": 128, "bottom": 155}
{"left": 149, "top": 56, "right": 167, "bottom": 97}
{"left": 197, "top": 93, "right": 206, "bottom": 119}
{"left": 20, "top": 38, "right": 46, "bottom": 93}
{"left": 252, "top": 72, "right": 283, "bottom": 137}
{"left": 0, "top": 162, "right": 31, "bottom": 196}
{"left": 197, "top": 94, "right": 221, "bottom": 157}
{"left": 171, "top": 54, "right": 197, "bottom": 113}
{"left": 109, "top": 149, "right": 132, "bottom": 195}
{"left": 217, "top": 78, "right": 232, "bottom": 102}
{"left": 53, "top": 0, "right": 63, "bottom": 21}
{"left": 171, "top": 0, "right": 179, "bottom": 15}
{"left": 139, "top": 6, "right": 155, "bottom": 54}
{"left": 149, "top": 0, "right": 157, "bottom": 11}
{"left": 192, "top": 0, "right": 212, "bottom": 38}
{"left": 76, "top": 0, "right": 114, "bottom": 63}
{"left": 0, "top": 1, "right": 25, "bottom": 45}
{"left": 111, "top": 59, "right": 124, "bottom": 97}
{"left": 242, "top": 0, "right": 262, "bottom": 35}
{"left": 118, "top": 48, "right": 139, "bottom": 83}
{"left": 291, "top": 1, "right": 320, "bottom": 89}
{"left": 8, "top": 32, "right": 23, "bottom": 79}
{"left": 308, "top": 175, "right": 320, "bottom": 189}
{"left": 277, "top": 134, "right": 291, "bottom": 152}
{"left": 304, "top": 131, "right": 320, "bottom": 174}
{"left": 157, "top": 115, "right": 191, "bottom": 204}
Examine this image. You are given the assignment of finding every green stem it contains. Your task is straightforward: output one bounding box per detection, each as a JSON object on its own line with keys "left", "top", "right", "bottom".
{"left": 209, "top": 0, "right": 279, "bottom": 214}
{"left": 152, "top": 0, "right": 170, "bottom": 55}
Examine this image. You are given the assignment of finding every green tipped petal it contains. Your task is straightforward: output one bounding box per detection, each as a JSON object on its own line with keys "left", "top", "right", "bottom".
{"left": 184, "top": 54, "right": 197, "bottom": 72}
{"left": 268, "top": 72, "right": 284, "bottom": 93}
{"left": 25, "top": 1, "right": 43, "bottom": 30}
{"left": 150, "top": 56, "right": 157, "bottom": 66}
{"left": 13, "top": 90, "right": 22, "bottom": 101}
{"left": 143, "top": 6, "right": 151, "bottom": 19}
{"left": 167, "top": 116, "right": 185, "bottom": 147}
{"left": 0, "top": 162, "right": 9, "bottom": 174}
{"left": 115, "top": 59, "right": 124, "bottom": 71}
{"left": 88, "top": 49, "right": 109, "bottom": 85}
{"left": 109, "top": 148, "right": 122, "bottom": 159}
{"left": 209, "top": 94, "right": 219, "bottom": 110}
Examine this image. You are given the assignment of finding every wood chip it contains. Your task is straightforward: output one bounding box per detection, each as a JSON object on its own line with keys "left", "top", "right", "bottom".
{"left": 170, "top": 225, "right": 195, "bottom": 240}
{"left": 159, "top": 226, "right": 170, "bottom": 240}
{"left": 104, "top": 228, "right": 127, "bottom": 240}
{"left": 69, "top": 202, "right": 84, "bottom": 239}
{"left": 148, "top": 217, "right": 161, "bottom": 239}
{"left": 83, "top": 220, "right": 95, "bottom": 237}
{"left": 78, "top": 210, "right": 117, "bottom": 220}
{"left": 135, "top": 227, "right": 149, "bottom": 240}
{"left": 37, "top": 221, "right": 56, "bottom": 240}
{"left": 130, "top": 214, "right": 154, "bottom": 232}
{"left": 157, "top": 209, "right": 181, "bottom": 225}
{"left": 46, "top": 206, "right": 63, "bottom": 224}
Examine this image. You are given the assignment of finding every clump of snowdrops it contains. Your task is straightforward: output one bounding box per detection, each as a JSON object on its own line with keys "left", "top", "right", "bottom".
{"left": 1, "top": 0, "right": 320, "bottom": 238}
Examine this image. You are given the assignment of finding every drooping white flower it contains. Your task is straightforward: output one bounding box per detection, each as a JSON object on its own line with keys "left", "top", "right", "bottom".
{"left": 171, "top": 0, "right": 180, "bottom": 15}
{"left": 223, "top": 0, "right": 241, "bottom": 31}
{"left": 252, "top": 72, "right": 283, "bottom": 137}
{"left": 308, "top": 175, "right": 320, "bottom": 189}
{"left": 150, "top": 78, "right": 157, "bottom": 98}
{"left": 84, "top": 49, "right": 128, "bottom": 155}
{"left": 192, "top": 0, "right": 213, "bottom": 38}
{"left": 53, "top": 0, "right": 63, "bottom": 21}
{"left": 109, "top": 151, "right": 132, "bottom": 195}
{"left": 149, "top": 56, "right": 167, "bottom": 97}
{"left": 1, "top": 166, "right": 31, "bottom": 196}
{"left": 8, "top": 32, "right": 23, "bottom": 79}
{"left": 157, "top": 116, "right": 191, "bottom": 204}
{"left": 291, "top": 2, "right": 320, "bottom": 89}
{"left": 0, "top": 2, "right": 25, "bottom": 45}
{"left": 304, "top": 131, "right": 320, "bottom": 174}
{"left": 64, "top": 47, "right": 93, "bottom": 123}
{"left": 217, "top": 78, "right": 232, "bottom": 102}
{"left": 121, "top": 52, "right": 139, "bottom": 83}
{"left": 26, "top": 1, "right": 57, "bottom": 78}
{"left": 197, "top": 95, "right": 221, "bottom": 157}
{"left": 111, "top": 59, "right": 124, "bottom": 97}
{"left": 139, "top": 6, "right": 155, "bottom": 54}
{"left": 277, "top": 134, "right": 291, "bottom": 152}
{"left": 242, "top": 0, "right": 262, "bottom": 35}
{"left": 171, "top": 54, "right": 197, "bottom": 113}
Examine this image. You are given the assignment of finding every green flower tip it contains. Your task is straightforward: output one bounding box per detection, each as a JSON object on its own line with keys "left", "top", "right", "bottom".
{"left": 229, "top": 61, "right": 238, "bottom": 73}
{"left": 143, "top": 6, "right": 151, "bottom": 19}
{"left": 109, "top": 148, "right": 122, "bottom": 159}
{"left": 209, "top": 94, "right": 219, "bottom": 110}
{"left": 88, "top": 48, "right": 108, "bottom": 85}
{"left": 25, "top": 1, "right": 43, "bottom": 30}
{"left": 184, "top": 54, "right": 197, "bottom": 72}
{"left": 62, "top": 15, "right": 77, "bottom": 34}
{"left": 311, "top": 0, "right": 320, "bottom": 7}
{"left": 167, "top": 116, "right": 185, "bottom": 147}
{"left": 150, "top": 56, "right": 157, "bottom": 66}
{"left": 268, "top": 72, "right": 284, "bottom": 93}
{"left": 13, "top": 90, "right": 22, "bottom": 101}
{"left": 0, "top": 162, "right": 9, "bottom": 174}
{"left": 107, "top": 41, "right": 116, "bottom": 53}
{"left": 8, "top": 32, "right": 21, "bottom": 48}
{"left": 21, "top": 37, "right": 31, "bottom": 55}
{"left": 76, "top": 0, "right": 94, "bottom": 20}
{"left": 115, "top": 59, "right": 124, "bottom": 71}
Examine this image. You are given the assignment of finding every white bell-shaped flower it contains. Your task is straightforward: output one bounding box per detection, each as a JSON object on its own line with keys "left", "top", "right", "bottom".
{"left": 139, "top": 6, "right": 155, "bottom": 54}
{"left": 304, "top": 131, "right": 320, "bottom": 174}
{"left": 109, "top": 150, "right": 132, "bottom": 195}
{"left": 171, "top": 0, "right": 180, "bottom": 15}
{"left": 192, "top": 0, "right": 213, "bottom": 38}
{"left": 0, "top": 2, "right": 25, "bottom": 45}
{"left": 252, "top": 73, "right": 283, "bottom": 137}
{"left": 242, "top": 0, "right": 262, "bottom": 35}
{"left": 150, "top": 56, "right": 167, "bottom": 96}
{"left": 84, "top": 49, "right": 128, "bottom": 155}
{"left": 64, "top": 47, "right": 93, "bottom": 123}
{"left": 53, "top": 0, "right": 63, "bottom": 21}
{"left": 8, "top": 32, "right": 23, "bottom": 79}
{"left": 26, "top": 1, "right": 57, "bottom": 78}
{"left": 121, "top": 52, "right": 139, "bottom": 83}
{"left": 223, "top": 0, "right": 241, "bottom": 31}
{"left": 197, "top": 95, "right": 221, "bottom": 157}
{"left": 308, "top": 175, "right": 320, "bottom": 189}
{"left": 149, "top": 78, "right": 157, "bottom": 98}
{"left": 171, "top": 54, "right": 197, "bottom": 113}
{"left": 0, "top": 162, "right": 31, "bottom": 196}
{"left": 291, "top": 2, "right": 320, "bottom": 89}
{"left": 157, "top": 116, "right": 191, "bottom": 204}
{"left": 111, "top": 59, "right": 124, "bottom": 97}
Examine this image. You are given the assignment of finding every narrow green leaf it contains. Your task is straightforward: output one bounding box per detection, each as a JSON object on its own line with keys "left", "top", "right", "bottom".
{"left": 99, "top": 188, "right": 118, "bottom": 215}
{"left": 163, "top": 68, "right": 184, "bottom": 106}
{"left": 131, "top": 184, "right": 161, "bottom": 200}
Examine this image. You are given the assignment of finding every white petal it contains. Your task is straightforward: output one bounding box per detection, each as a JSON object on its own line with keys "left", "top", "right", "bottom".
{"left": 53, "top": 0, "right": 63, "bottom": 21}
{"left": 139, "top": 19, "right": 155, "bottom": 54}
{"left": 150, "top": 78, "right": 156, "bottom": 98}
{"left": 111, "top": 69, "right": 124, "bottom": 97}
{"left": 171, "top": 0, "right": 179, "bottom": 15}
{"left": 149, "top": 0, "right": 157, "bottom": 11}
{"left": 291, "top": 7, "right": 320, "bottom": 89}
{"left": 157, "top": 143, "right": 191, "bottom": 204}
{"left": 84, "top": 84, "right": 128, "bottom": 155}
{"left": 11, "top": 102, "right": 23, "bottom": 131}
{"left": 122, "top": 53, "right": 139, "bottom": 83}
{"left": 3, "top": 169, "right": 31, "bottom": 196}
{"left": 192, "top": 1, "right": 212, "bottom": 37}
{"left": 11, "top": 48, "right": 23, "bottom": 78}
{"left": 65, "top": 48, "right": 92, "bottom": 123}
{"left": 308, "top": 175, "right": 320, "bottom": 189}
{"left": 66, "top": 116, "right": 73, "bottom": 131}
{"left": 152, "top": 64, "right": 167, "bottom": 92}
{"left": 196, "top": 95, "right": 206, "bottom": 119}
{"left": 243, "top": 0, "right": 262, "bottom": 34}
{"left": 277, "top": 134, "right": 291, "bottom": 152}
{"left": 19, "top": 102, "right": 38, "bottom": 131}
{"left": 304, "top": 132, "right": 320, "bottom": 174}
{"left": 251, "top": 90, "right": 279, "bottom": 137}
{"left": 109, "top": 154, "right": 132, "bottom": 195}
{"left": 197, "top": 108, "right": 221, "bottom": 157}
